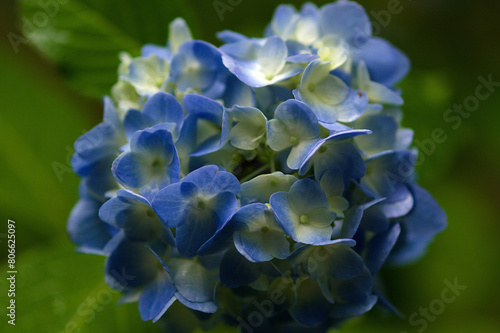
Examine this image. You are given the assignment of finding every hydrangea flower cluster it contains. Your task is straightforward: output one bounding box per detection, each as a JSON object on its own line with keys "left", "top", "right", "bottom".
{"left": 68, "top": 1, "right": 446, "bottom": 331}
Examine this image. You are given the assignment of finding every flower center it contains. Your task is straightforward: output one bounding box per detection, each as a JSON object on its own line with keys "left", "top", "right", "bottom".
{"left": 299, "top": 215, "right": 309, "bottom": 224}
{"left": 197, "top": 200, "right": 207, "bottom": 209}
{"left": 261, "top": 226, "right": 270, "bottom": 233}
{"left": 289, "top": 136, "right": 299, "bottom": 146}
{"left": 151, "top": 158, "right": 165, "bottom": 170}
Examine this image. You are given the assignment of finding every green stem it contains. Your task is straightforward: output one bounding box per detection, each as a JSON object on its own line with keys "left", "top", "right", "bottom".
{"left": 270, "top": 154, "right": 276, "bottom": 173}
{"left": 240, "top": 164, "right": 269, "bottom": 183}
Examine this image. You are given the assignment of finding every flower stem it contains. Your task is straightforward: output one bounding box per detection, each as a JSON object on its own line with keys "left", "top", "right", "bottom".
{"left": 239, "top": 164, "right": 269, "bottom": 183}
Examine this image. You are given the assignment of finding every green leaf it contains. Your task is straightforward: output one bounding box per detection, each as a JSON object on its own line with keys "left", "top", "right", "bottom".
{"left": 19, "top": 0, "right": 198, "bottom": 98}
{"left": 0, "top": 239, "right": 161, "bottom": 333}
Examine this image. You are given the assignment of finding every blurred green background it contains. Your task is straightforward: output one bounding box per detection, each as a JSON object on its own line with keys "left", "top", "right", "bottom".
{"left": 1, "top": 0, "right": 499, "bottom": 332}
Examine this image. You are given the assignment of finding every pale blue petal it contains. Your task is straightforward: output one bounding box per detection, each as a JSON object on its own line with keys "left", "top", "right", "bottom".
{"left": 139, "top": 273, "right": 176, "bottom": 322}
{"left": 168, "top": 18, "right": 192, "bottom": 54}
{"left": 258, "top": 36, "right": 287, "bottom": 77}
{"left": 240, "top": 172, "right": 298, "bottom": 205}
{"left": 288, "top": 179, "right": 329, "bottom": 214}
{"left": 287, "top": 139, "right": 320, "bottom": 170}
{"left": 320, "top": 1, "right": 371, "bottom": 46}
{"left": 217, "top": 30, "right": 249, "bottom": 43}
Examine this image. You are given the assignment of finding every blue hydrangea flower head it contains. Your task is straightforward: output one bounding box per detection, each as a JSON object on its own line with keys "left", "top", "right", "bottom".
{"left": 67, "top": 3, "right": 446, "bottom": 331}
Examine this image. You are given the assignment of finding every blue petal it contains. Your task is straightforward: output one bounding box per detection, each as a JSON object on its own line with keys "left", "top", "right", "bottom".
{"left": 176, "top": 191, "right": 236, "bottom": 258}
{"left": 287, "top": 139, "right": 321, "bottom": 170}
{"left": 99, "top": 190, "right": 170, "bottom": 243}
{"left": 299, "top": 130, "right": 370, "bottom": 176}
{"left": 286, "top": 53, "right": 319, "bottom": 63}
{"left": 231, "top": 204, "right": 289, "bottom": 262}
{"left": 220, "top": 248, "right": 261, "bottom": 288}
{"left": 182, "top": 95, "right": 230, "bottom": 156}
{"left": 139, "top": 272, "right": 176, "bottom": 322}
{"left": 152, "top": 182, "right": 196, "bottom": 227}
{"left": 320, "top": 1, "right": 371, "bottom": 47}
{"left": 182, "top": 165, "right": 240, "bottom": 196}
{"left": 170, "top": 40, "right": 227, "bottom": 99}
{"left": 99, "top": 189, "right": 149, "bottom": 227}
{"left": 234, "top": 230, "right": 289, "bottom": 262}
{"left": 80, "top": 157, "right": 118, "bottom": 201}
{"left": 124, "top": 109, "right": 152, "bottom": 139}
{"left": 387, "top": 184, "right": 447, "bottom": 265}
{"left": 359, "top": 204, "right": 390, "bottom": 233}
{"left": 183, "top": 94, "right": 224, "bottom": 122}
{"left": 324, "top": 245, "right": 365, "bottom": 279}
{"left": 217, "top": 30, "right": 249, "bottom": 43}
{"left": 170, "top": 259, "right": 217, "bottom": 306}
{"left": 270, "top": 181, "right": 333, "bottom": 245}
{"left": 290, "top": 278, "right": 331, "bottom": 326}
{"left": 275, "top": 99, "right": 320, "bottom": 140}
{"left": 67, "top": 194, "right": 111, "bottom": 255}
{"left": 104, "top": 234, "right": 159, "bottom": 290}
{"left": 258, "top": 36, "right": 287, "bottom": 76}
{"left": 112, "top": 152, "right": 143, "bottom": 188}
{"left": 328, "top": 267, "right": 372, "bottom": 303}
{"left": 142, "top": 92, "right": 184, "bottom": 129}
{"left": 340, "top": 199, "right": 385, "bottom": 238}
{"left": 222, "top": 55, "right": 302, "bottom": 88}
{"left": 113, "top": 124, "right": 180, "bottom": 194}
{"left": 364, "top": 223, "right": 401, "bottom": 273}
{"left": 403, "top": 184, "right": 447, "bottom": 240}
{"left": 355, "top": 37, "right": 410, "bottom": 86}
{"left": 330, "top": 294, "right": 378, "bottom": 319}
{"left": 175, "top": 293, "right": 218, "bottom": 313}
{"left": 141, "top": 44, "right": 171, "bottom": 60}
{"left": 74, "top": 117, "right": 123, "bottom": 164}
{"left": 255, "top": 84, "right": 293, "bottom": 118}
{"left": 361, "top": 150, "right": 417, "bottom": 217}
{"left": 270, "top": 4, "right": 297, "bottom": 38}
{"left": 334, "top": 89, "right": 369, "bottom": 123}
{"left": 288, "top": 179, "right": 329, "bottom": 214}
{"left": 223, "top": 75, "right": 257, "bottom": 108}
{"left": 355, "top": 114, "right": 399, "bottom": 155}
{"left": 208, "top": 191, "right": 238, "bottom": 230}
